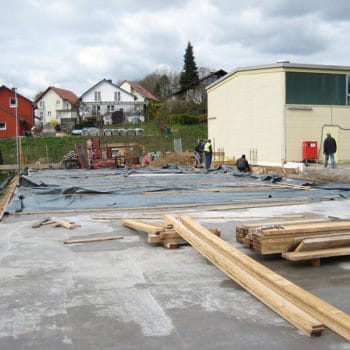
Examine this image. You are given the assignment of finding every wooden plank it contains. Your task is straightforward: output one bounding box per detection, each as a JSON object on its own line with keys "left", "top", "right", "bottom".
{"left": 164, "top": 215, "right": 324, "bottom": 337}
{"left": 294, "top": 234, "right": 350, "bottom": 252}
{"left": 176, "top": 215, "right": 350, "bottom": 341}
{"left": 64, "top": 236, "right": 123, "bottom": 244}
{"left": 282, "top": 247, "right": 350, "bottom": 261}
{"left": 50, "top": 217, "right": 77, "bottom": 230}
{"left": 122, "top": 219, "right": 164, "bottom": 235}
{"left": 0, "top": 175, "right": 19, "bottom": 221}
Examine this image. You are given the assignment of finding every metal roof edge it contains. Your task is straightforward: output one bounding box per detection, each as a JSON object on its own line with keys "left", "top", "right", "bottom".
{"left": 206, "top": 62, "right": 350, "bottom": 90}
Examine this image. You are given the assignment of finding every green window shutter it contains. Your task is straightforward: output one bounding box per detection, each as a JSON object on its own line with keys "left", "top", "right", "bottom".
{"left": 286, "top": 72, "right": 346, "bottom": 105}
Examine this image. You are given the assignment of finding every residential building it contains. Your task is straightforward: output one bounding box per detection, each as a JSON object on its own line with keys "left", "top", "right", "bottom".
{"left": 79, "top": 79, "right": 144, "bottom": 125}
{"left": 35, "top": 87, "right": 78, "bottom": 128}
{"left": 207, "top": 62, "right": 350, "bottom": 166}
{"left": 0, "top": 85, "right": 33, "bottom": 138}
{"left": 167, "top": 69, "right": 227, "bottom": 104}
{"left": 120, "top": 80, "right": 158, "bottom": 122}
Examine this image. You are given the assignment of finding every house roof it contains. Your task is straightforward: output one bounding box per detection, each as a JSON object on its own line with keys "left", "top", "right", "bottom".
{"left": 79, "top": 78, "right": 135, "bottom": 100}
{"left": 121, "top": 81, "right": 158, "bottom": 101}
{"left": 166, "top": 69, "right": 227, "bottom": 97}
{"left": 0, "top": 85, "right": 33, "bottom": 104}
{"left": 207, "top": 62, "right": 350, "bottom": 90}
{"left": 35, "top": 86, "right": 78, "bottom": 104}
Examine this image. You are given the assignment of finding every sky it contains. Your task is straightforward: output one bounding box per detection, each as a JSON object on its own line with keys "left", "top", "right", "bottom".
{"left": 1, "top": 0, "right": 350, "bottom": 99}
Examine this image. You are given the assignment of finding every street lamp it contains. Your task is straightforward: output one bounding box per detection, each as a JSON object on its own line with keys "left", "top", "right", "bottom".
{"left": 12, "top": 87, "right": 20, "bottom": 177}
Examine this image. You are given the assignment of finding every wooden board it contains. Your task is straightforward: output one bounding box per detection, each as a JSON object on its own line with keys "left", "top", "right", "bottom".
{"left": 295, "top": 234, "right": 350, "bottom": 252}
{"left": 282, "top": 247, "right": 350, "bottom": 261}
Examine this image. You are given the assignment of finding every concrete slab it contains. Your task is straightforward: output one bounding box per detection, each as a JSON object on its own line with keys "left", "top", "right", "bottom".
{"left": 0, "top": 169, "right": 349, "bottom": 349}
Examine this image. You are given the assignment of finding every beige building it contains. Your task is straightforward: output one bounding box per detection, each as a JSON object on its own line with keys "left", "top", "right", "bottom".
{"left": 207, "top": 62, "right": 350, "bottom": 166}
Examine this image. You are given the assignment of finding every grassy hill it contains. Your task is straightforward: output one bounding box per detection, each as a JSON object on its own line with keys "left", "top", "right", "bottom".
{"left": 0, "top": 123, "right": 207, "bottom": 165}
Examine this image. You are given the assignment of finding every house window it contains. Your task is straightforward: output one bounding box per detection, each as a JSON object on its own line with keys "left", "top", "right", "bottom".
{"left": 56, "top": 100, "right": 61, "bottom": 105}
{"left": 94, "top": 91, "right": 101, "bottom": 102}
{"left": 0, "top": 122, "right": 6, "bottom": 130}
{"left": 48, "top": 111, "right": 52, "bottom": 116}
{"left": 39, "top": 111, "right": 44, "bottom": 118}
{"left": 92, "top": 105, "right": 100, "bottom": 115}
{"left": 107, "top": 105, "right": 115, "bottom": 112}
{"left": 39, "top": 100, "right": 45, "bottom": 108}
{"left": 9, "top": 98, "right": 17, "bottom": 107}
{"left": 115, "top": 91, "right": 120, "bottom": 102}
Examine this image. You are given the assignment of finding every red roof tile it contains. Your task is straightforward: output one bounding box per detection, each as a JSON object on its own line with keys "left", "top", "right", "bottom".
{"left": 123, "top": 81, "right": 158, "bottom": 101}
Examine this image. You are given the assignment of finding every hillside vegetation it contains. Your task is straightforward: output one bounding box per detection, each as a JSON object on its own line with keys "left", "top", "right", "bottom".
{"left": 0, "top": 123, "right": 207, "bottom": 165}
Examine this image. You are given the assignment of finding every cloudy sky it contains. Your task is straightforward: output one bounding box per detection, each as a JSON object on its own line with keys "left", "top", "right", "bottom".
{"left": 1, "top": 0, "right": 350, "bottom": 99}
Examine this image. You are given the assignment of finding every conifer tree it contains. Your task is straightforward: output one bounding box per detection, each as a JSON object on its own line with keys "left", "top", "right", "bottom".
{"left": 179, "top": 42, "right": 199, "bottom": 91}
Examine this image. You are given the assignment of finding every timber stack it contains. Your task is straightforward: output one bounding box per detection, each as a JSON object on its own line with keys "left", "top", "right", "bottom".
{"left": 236, "top": 218, "right": 350, "bottom": 264}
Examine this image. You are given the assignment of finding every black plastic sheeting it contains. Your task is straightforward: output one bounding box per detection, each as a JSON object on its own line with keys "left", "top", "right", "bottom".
{"left": 5, "top": 166, "right": 349, "bottom": 213}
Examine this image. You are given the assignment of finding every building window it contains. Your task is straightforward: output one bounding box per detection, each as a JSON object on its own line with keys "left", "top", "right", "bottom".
{"left": 48, "top": 111, "right": 52, "bottom": 116}
{"left": 9, "top": 98, "right": 17, "bottom": 107}
{"left": 115, "top": 91, "right": 120, "bottom": 102}
{"left": 39, "top": 111, "right": 44, "bottom": 118}
{"left": 39, "top": 100, "right": 45, "bottom": 108}
{"left": 0, "top": 122, "right": 6, "bottom": 130}
{"left": 92, "top": 105, "right": 100, "bottom": 115}
{"left": 107, "top": 105, "right": 115, "bottom": 112}
{"left": 56, "top": 100, "right": 61, "bottom": 105}
{"left": 94, "top": 91, "right": 101, "bottom": 102}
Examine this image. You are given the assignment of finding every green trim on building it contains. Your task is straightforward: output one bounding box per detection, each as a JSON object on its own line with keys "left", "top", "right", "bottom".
{"left": 286, "top": 72, "right": 346, "bottom": 105}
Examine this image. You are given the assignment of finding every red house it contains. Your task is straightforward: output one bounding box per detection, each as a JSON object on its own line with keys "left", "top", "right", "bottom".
{"left": 0, "top": 85, "right": 34, "bottom": 138}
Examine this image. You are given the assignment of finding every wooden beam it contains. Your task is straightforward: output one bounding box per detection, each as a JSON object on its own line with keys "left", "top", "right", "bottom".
{"left": 64, "top": 236, "right": 123, "bottom": 244}
{"left": 164, "top": 215, "right": 324, "bottom": 337}
{"left": 0, "top": 175, "right": 18, "bottom": 221}
{"left": 294, "top": 234, "right": 350, "bottom": 252}
{"left": 122, "top": 219, "right": 165, "bottom": 235}
{"left": 176, "top": 215, "right": 350, "bottom": 341}
{"left": 282, "top": 247, "right": 350, "bottom": 261}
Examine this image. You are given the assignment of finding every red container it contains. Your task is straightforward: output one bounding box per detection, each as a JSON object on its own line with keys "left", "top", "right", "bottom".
{"left": 303, "top": 141, "right": 317, "bottom": 160}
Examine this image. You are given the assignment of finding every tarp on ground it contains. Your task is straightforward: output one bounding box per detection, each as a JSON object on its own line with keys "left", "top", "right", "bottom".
{"left": 5, "top": 167, "right": 348, "bottom": 213}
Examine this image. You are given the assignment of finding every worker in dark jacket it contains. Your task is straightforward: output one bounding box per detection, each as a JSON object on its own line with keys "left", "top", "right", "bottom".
{"left": 323, "top": 133, "right": 337, "bottom": 169}
{"left": 236, "top": 154, "right": 250, "bottom": 172}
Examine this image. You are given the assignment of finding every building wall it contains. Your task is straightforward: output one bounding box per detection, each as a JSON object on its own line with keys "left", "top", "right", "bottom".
{"left": 208, "top": 69, "right": 285, "bottom": 164}
{"left": 38, "top": 90, "right": 61, "bottom": 125}
{"left": 286, "top": 105, "right": 350, "bottom": 162}
{"left": 0, "top": 88, "right": 33, "bottom": 137}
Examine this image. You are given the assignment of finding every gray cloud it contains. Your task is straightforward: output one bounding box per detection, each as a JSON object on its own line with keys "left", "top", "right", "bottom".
{"left": 1, "top": 0, "right": 350, "bottom": 99}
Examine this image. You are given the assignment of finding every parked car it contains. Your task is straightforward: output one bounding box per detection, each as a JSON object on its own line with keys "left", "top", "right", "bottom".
{"left": 71, "top": 129, "right": 82, "bottom": 135}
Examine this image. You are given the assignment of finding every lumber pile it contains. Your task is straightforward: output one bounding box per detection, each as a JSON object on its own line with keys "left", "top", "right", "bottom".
{"left": 32, "top": 217, "right": 80, "bottom": 230}
{"left": 165, "top": 215, "right": 350, "bottom": 340}
{"left": 236, "top": 218, "right": 350, "bottom": 262}
{"left": 122, "top": 218, "right": 220, "bottom": 248}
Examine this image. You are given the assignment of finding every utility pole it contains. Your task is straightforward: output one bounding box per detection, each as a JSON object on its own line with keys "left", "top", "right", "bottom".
{"left": 12, "top": 87, "right": 20, "bottom": 177}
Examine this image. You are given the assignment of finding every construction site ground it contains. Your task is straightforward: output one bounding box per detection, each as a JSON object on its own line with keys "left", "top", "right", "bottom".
{"left": 0, "top": 164, "right": 349, "bottom": 349}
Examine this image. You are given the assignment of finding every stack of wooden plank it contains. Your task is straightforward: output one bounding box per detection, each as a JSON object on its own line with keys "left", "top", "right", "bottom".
{"left": 122, "top": 218, "right": 220, "bottom": 248}
{"left": 236, "top": 218, "right": 350, "bottom": 262}
{"left": 165, "top": 215, "right": 350, "bottom": 340}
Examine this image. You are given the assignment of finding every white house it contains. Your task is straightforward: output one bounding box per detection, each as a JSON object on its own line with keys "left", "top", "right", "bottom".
{"left": 79, "top": 79, "right": 144, "bottom": 125}
{"left": 207, "top": 62, "right": 350, "bottom": 166}
{"left": 35, "top": 87, "right": 78, "bottom": 127}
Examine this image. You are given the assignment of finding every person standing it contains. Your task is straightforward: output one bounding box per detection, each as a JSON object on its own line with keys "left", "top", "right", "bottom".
{"left": 194, "top": 140, "right": 202, "bottom": 168}
{"left": 204, "top": 139, "right": 213, "bottom": 170}
{"left": 323, "top": 133, "right": 337, "bottom": 169}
